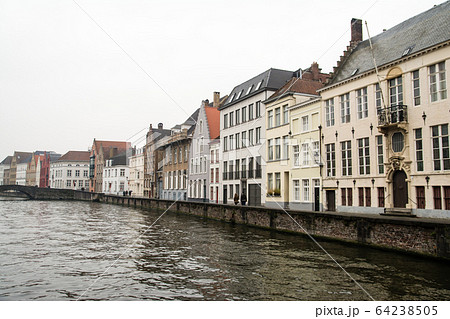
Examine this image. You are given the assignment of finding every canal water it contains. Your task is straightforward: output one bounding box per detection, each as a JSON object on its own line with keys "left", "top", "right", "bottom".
{"left": 1, "top": 199, "right": 449, "bottom": 301}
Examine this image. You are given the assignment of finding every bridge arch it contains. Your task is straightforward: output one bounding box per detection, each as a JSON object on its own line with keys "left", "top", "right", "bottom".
{"left": 0, "top": 185, "right": 35, "bottom": 199}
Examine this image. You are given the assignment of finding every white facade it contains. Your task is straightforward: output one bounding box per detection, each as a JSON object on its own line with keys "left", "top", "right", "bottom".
{"left": 50, "top": 162, "right": 90, "bottom": 190}
{"left": 129, "top": 147, "right": 145, "bottom": 197}
{"left": 209, "top": 140, "right": 221, "bottom": 203}
{"left": 102, "top": 160, "right": 129, "bottom": 195}
{"left": 15, "top": 162, "right": 28, "bottom": 185}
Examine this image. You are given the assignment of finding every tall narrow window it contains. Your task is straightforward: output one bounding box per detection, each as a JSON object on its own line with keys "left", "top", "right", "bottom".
{"left": 376, "top": 135, "right": 384, "bottom": 174}
{"left": 223, "top": 137, "right": 228, "bottom": 152}
{"left": 267, "top": 173, "right": 273, "bottom": 192}
{"left": 326, "top": 143, "right": 336, "bottom": 177}
{"left": 341, "top": 140, "right": 352, "bottom": 176}
{"left": 358, "top": 187, "right": 364, "bottom": 206}
{"left": 268, "top": 110, "right": 273, "bottom": 129}
{"left": 275, "top": 138, "right": 281, "bottom": 160}
{"left": 302, "top": 115, "right": 309, "bottom": 132}
{"left": 293, "top": 145, "right": 300, "bottom": 167}
{"left": 235, "top": 133, "right": 240, "bottom": 150}
{"left": 347, "top": 188, "right": 353, "bottom": 206}
{"left": 341, "top": 188, "right": 347, "bottom": 206}
{"left": 229, "top": 112, "right": 234, "bottom": 127}
{"left": 302, "top": 143, "right": 310, "bottom": 166}
{"left": 444, "top": 186, "right": 450, "bottom": 210}
{"left": 412, "top": 70, "right": 421, "bottom": 106}
{"left": 268, "top": 139, "right": 273, "bottom": 161}
{"left": 432, "top": 124, "right": 450, "bottom": 171}
{"left": 389, "top": 76, "right": 403, "bottom": 106}
{"left": 340, "top": 93, "right": 350, "bottom": 123}
{"left": 358, "top": 137, "right": 370, "bottom": 175}
{"left": 429, "top": 62, "right": 447, "bottom": 102}
{"left": 356, "top": 87, "right": 368, "bottom": 119}
{"left": 249, "top": 129, "right": 254, "bottom": 146}
{"left": 229, "top": 135, "right": 234, "bottom": 151}
{"left": 414, "top": 129, "right": 424, "bottom": 171}
{"left": 275, "top": 173, "right": 281, "bottom": 192}
{"left": 303, "top": 179, "right": 310, "bottom": 202}
{"left": 283, "top": 105, "right": 288, "bottom": 124}
{"left": 375, "top": 83, "right": 383, "bottom": 114}
{"left": 312, "top": 141, "right": 320, "bottom": 165}
{"left": 255, "top": 127, "right": 261, "bottom": 144}
{"left": 256, "top": 101, "right": 261, "bottom": 118}
{"left": 235, "top": 109, "right": 240, "bottom": 125}
{"left": 249, "top": 104, "right": 254, "bottom": 121}
{"left": 275, "top": 108, "right": 281, "bottom": 126}
{"left": 416, "top": 186, "right": 425, "bottom": 209}
{"left": 293, "top": 180, "right": 300, "bottom": 201}
{"left": 433, "top": 186, "right": 442, "bottom": 210}
{"left": 283, "top": 136, "right": 289, "bottom": 159}
{"left": 325, "top": 98, "right": 335, "bottom": 127}
{"left": 241, "top": 131, "right": 246, "bottom": 148}
{"left": 242, "top": 106, "right": 247, "bottom": 122}
{"left": 378, "top": 187, "right": 385, "bottom": 207}
{"left": 365, "top": 187, "right": 371, "bottom": 207}
{"left": 224, "top": 114, "right": 228, "bottom": 129}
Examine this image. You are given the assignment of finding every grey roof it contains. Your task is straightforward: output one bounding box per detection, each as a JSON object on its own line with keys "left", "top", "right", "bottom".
{"left": 183, "top": 108, "right": 200, "bottom": 127}
{"left": 220, "top": 68, "right": 294, "bottom": 110}
{"left": 49, "top": 153, "right": 62, "bottom": 163}
{"left": 110, "top": 151, "right": 127, "bottom": 166}
{"left": 329, "top": 1, "right": 450, "bottom": 85}
{"left": 0, "top": 156, "right": 12, "bottom": 165}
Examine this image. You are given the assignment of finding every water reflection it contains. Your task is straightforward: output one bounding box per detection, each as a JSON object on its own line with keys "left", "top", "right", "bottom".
{"left": 0, "top": 200, "right": 449, "bottom": 300}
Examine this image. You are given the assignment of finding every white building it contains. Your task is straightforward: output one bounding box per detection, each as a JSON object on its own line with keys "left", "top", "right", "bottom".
{"left": 129, "top": 147, "right": 145, "bottom": 197}
{"left": 0, "top": 156, "right": 12, "bottom": 185}
{"left": 219, "top": 68, "right": 294, "bottom": 205}
{"left": 16, "top": 156, "right": 31, "bottom": 186}
{"left": 103, "top": 152, "right": 129, "bottom": 195}
{"left": 49, "top": 151, "right": 90, "bottom": 190}
{"left": 209, "top": 137, "right": 221, "bottom": 203}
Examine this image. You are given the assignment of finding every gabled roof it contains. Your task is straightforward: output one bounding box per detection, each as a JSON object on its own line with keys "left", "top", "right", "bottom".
{"left": 93, "top": 140, "right": 131, "bottom": 160}
{"left": 204, "top": 106, "right": 220, "bottom": 140}
{"left": 58, "top": 151, "right": 91, "bottom": 162}
{"left": 183, "top": 108, "right": 200, "bottom": 127}
{"left": 0, "top": 156, "right": 12, "bottom": 165}
{"left": 220, "top": 68, "right": 294, "bottom": 110}
{"left": 266, "top": 77, "right": 325, "bottom": 103}
{"left": 14, "top": 152, "right": 33, "bottom": 164}
{"left": 328, "top": 1, "right": 450, "bottom": 85}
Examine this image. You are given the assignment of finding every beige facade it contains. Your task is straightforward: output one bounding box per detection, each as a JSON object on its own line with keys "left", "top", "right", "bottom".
{"left": 320, "top": 39, "right": 449, "bottom": 217}
{"left": 129, "top": 147, "right": 145, "bottom": 197}
{"left": 289, "top": 98, "right": 322, "bottom": 211}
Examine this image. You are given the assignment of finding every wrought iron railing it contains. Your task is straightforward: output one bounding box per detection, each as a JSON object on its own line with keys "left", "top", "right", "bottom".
{"left": 377, "top": 104, "right": 407, "bottom": 126}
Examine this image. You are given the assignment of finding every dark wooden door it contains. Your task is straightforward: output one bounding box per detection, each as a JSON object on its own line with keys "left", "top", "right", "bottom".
{"left": 314, "top": 187, "right": 320, "bottom": 211}
{"left": 248, "top": 184, "right": 261, "bottom": 206}
{"left": 223, "top": 186, "right": 227, "bottom": 204}
{"left": 326, "top": 190, "right": 335, "bottom": 211}
{"left": 393, "top": 170, "right": 408, "bottom": 208}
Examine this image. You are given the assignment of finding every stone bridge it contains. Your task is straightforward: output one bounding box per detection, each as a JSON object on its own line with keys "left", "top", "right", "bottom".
{"left": 0, "top": 185, "right": 101, "bottom": 201}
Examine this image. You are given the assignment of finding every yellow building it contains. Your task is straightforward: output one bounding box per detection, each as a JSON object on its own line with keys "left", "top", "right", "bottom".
{"left": 319, "top": 4, "right": 450, "bottom": 218}
{"left": 264, "top": 63, "right": 328, "bottom": 209}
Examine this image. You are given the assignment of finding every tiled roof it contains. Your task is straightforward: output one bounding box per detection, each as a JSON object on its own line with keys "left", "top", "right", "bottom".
{"left": 58, "top": 151, "right": 91, "bottom": 162}
{"left": 220, "top": 68, "right": 294, "bottom": 110}
{"left": 94, "top": 140, "right": 131, "bottom": 160}
{"left": 204, "top": 106, "right": 220, "bottom": 140}
{"left": 266, "top": 77, "right": 325, "bottom": 102}
{"left": 328, "top": 1, "right": 450, "bottom": 85}
{"left": 14, "top": 152, "right": 33, "bottom": 164}
{"left": 0, "top": 156, "right": 12, "bottom": 165}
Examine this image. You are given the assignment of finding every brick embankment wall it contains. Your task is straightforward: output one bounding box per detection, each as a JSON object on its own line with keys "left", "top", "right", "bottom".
{"left": 100, "top": 194, "right": 450, "bottom": 260}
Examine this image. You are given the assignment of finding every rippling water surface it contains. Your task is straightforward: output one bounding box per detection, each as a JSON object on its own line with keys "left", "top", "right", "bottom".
{"left": 1, "top": 199, "right": 449, "bottom": 300}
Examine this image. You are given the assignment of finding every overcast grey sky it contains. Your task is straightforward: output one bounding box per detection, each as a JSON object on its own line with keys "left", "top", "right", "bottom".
{"left": 0, "top": 0, "right": 442, "bottom": 160}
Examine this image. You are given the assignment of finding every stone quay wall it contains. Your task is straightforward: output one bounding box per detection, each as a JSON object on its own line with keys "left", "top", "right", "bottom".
{"left": 102, "top": 194, "right": 450, "bottom": 260}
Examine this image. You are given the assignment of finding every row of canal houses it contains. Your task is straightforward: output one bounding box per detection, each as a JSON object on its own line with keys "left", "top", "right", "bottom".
{"left": 1, "top": 3, "right": 449, "bottom": 218}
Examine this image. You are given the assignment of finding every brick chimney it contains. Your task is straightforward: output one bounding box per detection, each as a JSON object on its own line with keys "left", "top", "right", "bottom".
{"left": 310, "top": 62, "right": 320, "bottom": 81}
{"left": 350, "top": 18, "right": 362, "bottom": 46}
{"left": 213, "top": 92, "right": 220, "bottom": 107}
{"left": 158, "top": 123, "right": 163, "bottom": 130}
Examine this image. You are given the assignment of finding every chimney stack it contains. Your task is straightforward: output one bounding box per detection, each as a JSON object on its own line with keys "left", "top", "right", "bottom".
{"left": 213, "top": 92, "right": 220, "bottom": 107}
{"left": 158, "top": 123, "right": 163, "bottom": 130}
{"left": 350, "top": 18, "right": 362, "bottom": 46}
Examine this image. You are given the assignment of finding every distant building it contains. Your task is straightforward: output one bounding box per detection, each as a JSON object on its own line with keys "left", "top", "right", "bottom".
{"left": 0, "top": 156, "right": 12, "bottom": 185}
{"left": 26, "top": 152, "right": 46, "bottom": 186}
{"left": 319, "top": 3, "right": 450, "bottom": 217}
{"left": 89, "top": 140, "right": 131, "bottom": 193}
{"left": 219, "top": 68, "right": 294, "bottom": 205}
{"left": 40, "top": 152, "right": 61, "bottom": 188}
{"left": 188, "top": 92, "right": 225, "bottom": 202}
{"left": 49, "top": 151, "right": 90, "bottom": 190}
{"left": 9, "top": 152, "right": 32, "bottom": 185}
{"left": 144, "top": 123, "right": 171, "bottom": 198}
{"left": 103, "top": 152, "right": 129, "bottom": 195}
{"left": 161, "top": 109, "right": 199, "bottom": 200}
{"left": 209, "top": 137, "right": 221, "bottom": 203}
{"left": 128, "top": 147, "right": 145, "bottom": 197}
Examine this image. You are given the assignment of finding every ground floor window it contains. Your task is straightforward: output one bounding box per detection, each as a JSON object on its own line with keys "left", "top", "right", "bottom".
{"left": 445, "top": 186, "right": 450, "bottom": 210}
{"left": 416, "top": 186, "right": 425, "bottom": 209}
{"left": 358, "top": 187, "right": 371, "bottom": 207}
{"left": 377, "top": 187, "right": 385, "bottom": 207}
{"left": 341, "top": 188, "right": 352, "bottom": 206}
{"left": 433, "top": 186, "right": 442, "bottom": 209}
{"left": 293, "top": 180, "right": 300, "bottom": 201}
